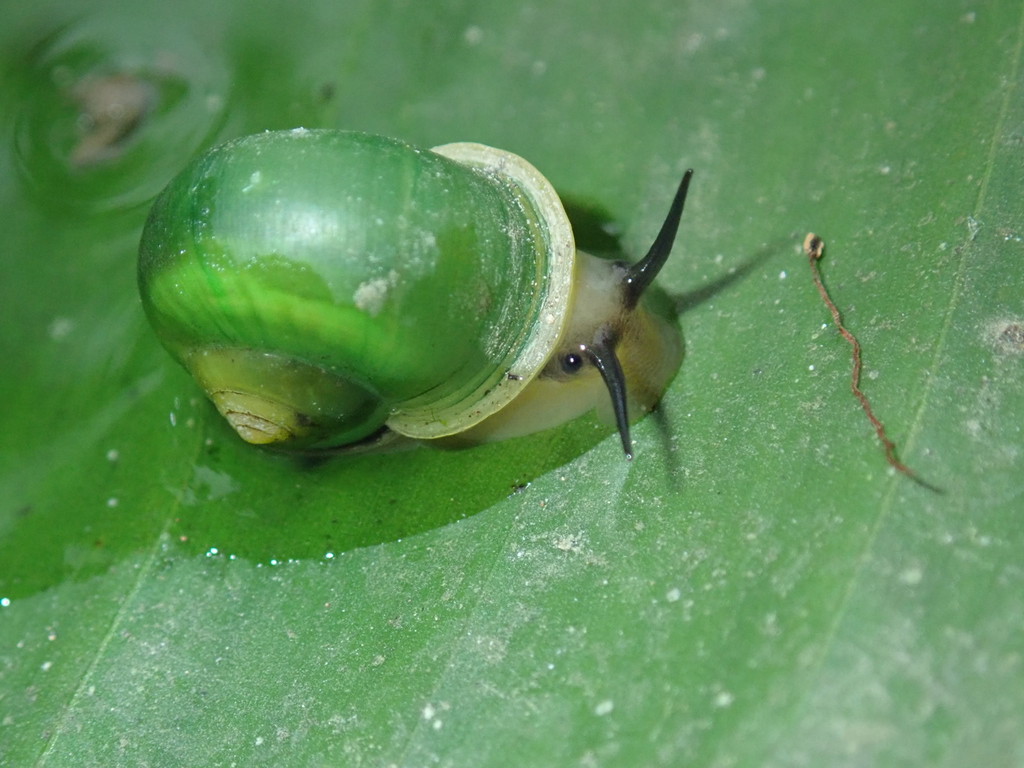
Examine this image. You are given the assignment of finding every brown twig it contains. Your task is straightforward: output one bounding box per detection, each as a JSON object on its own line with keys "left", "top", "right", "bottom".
{"left": 803, "top": 234, "right": 941, "bottom": 492}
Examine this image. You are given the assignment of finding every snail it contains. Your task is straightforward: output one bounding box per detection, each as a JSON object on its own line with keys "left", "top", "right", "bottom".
{"left": 138, "top": 129, "right": 692, "bottom": 458}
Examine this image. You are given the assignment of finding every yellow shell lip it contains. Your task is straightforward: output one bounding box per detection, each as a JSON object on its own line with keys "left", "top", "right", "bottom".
{"left": 389, "top": 142, "right": 576, "bottom": 440}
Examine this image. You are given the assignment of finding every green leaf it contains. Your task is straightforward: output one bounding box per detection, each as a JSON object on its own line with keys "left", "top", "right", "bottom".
{"left": 2, "top": 0, "right": 1022, "bottom": 765}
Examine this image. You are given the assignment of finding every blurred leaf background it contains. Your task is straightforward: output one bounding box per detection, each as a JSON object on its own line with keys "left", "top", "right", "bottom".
{"left": 1, "top": 0, "right": 1022, "bottom": 765}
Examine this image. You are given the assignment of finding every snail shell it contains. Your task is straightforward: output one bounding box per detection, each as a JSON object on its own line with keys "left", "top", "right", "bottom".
{"left": 138, "top": 129, "right": 690, "bottom": 457}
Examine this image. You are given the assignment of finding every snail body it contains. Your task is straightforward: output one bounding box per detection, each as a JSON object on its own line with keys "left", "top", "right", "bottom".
{"left": 138, "top": 129, "right": 691, "bottom": 457}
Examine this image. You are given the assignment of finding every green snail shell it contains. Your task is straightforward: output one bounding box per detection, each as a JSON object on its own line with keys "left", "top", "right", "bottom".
{"left": 138, "top": 129, "right": 687, "bottom": 455}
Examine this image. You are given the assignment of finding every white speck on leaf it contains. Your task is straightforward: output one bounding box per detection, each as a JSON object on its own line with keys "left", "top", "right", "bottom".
{"left": 48, "top": 317, "right": 75, "bottom": 340}
{"left": 899, "top": 566, "right": 923, "bottom": 585}
{"left": 714, "top": 690, "right": 735, "bottom": 708}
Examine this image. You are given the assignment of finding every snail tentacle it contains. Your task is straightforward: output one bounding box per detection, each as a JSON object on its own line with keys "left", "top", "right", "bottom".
{"left": 579, "top": 169, "right": 694, "bottom": 458}
{"left": 584, "top": 334, "right": 634, "bottom": 460}
{"left": 624, "top": 169, "right": 695, "bottom": 308}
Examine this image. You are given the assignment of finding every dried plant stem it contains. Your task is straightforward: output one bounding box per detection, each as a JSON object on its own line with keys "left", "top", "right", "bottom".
{"left": 803, "top": 234, "right": 940, "bottom": 492}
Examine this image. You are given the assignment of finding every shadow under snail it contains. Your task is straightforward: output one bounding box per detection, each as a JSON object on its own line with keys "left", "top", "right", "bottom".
{"left": 138, "top": 129, "right": 693, "bottom": 459}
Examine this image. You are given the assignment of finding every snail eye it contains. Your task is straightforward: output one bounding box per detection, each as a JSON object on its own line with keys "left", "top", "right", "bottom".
{"left": 560, "top": 352, "right": 585, "bottom": 375}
